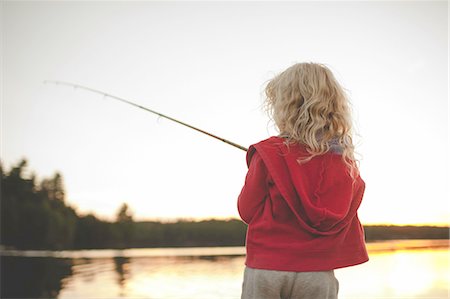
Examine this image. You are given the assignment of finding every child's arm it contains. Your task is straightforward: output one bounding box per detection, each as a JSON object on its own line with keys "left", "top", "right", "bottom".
{"left": 237, "top": 151, "right": 268, "bottom": 224}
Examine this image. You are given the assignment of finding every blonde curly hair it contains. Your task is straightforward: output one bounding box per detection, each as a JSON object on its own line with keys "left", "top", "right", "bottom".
{"left": 264, "top": 62, "right": 359, "bottom": 178}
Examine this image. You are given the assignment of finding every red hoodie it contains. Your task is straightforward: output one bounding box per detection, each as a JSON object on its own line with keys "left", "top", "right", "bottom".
{"left": 238, "top": 136, "right": 369, "bottom": 272}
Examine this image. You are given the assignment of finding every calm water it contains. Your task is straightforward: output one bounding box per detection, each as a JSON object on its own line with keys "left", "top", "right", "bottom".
{"left": 1, "top": 240, "right": 448, "bottom": 299}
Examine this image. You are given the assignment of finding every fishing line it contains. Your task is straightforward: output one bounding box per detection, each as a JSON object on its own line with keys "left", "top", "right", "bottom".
{"left": 43, "top": 80, "right": 248, "bottom": 152}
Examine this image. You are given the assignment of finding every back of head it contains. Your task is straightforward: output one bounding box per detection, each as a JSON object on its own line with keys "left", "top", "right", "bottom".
{"left": 264, "top": 62, "right": 358, "bottom": 177}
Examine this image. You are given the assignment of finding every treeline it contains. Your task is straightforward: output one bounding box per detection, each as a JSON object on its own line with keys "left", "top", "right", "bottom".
{"left": 364, "top": 225, "right": 449, "bottom": 241}
{"left": 1, "top": 159, "right": 448, "bottom": 250}
{"left": 1, "top": 159, "right": 134, "bottom": 250}
{"left": 131, "top": 220, "right": 245, "bottom": 248}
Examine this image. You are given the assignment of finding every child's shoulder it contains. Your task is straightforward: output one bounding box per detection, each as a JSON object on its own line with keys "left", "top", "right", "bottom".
{"left": 249, "top": 136, "right": 284, "bottom": 153}
{"left": 252, "top": 136, "right": 308, "bottom": 152}
{"left": 252, "top": 136, "right": 288, "bottom": 147}
{"left": 246, "top": 136, "right": 307, "bottom": 165}
{"left": 246, "top": 136, "right": 281, "bottom": 166}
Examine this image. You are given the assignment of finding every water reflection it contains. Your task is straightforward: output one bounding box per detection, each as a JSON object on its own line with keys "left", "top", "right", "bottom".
{"left": 1, "top": 241, "right": 448, "bottom": 299}
{"left": 55, "top": 255, "right": 244, "bottom": 298}
{"left": 122, "top": 255, "right": 244, "bottom": 299}
{"left": 113, "top": 256, "right": 130, "bottom": 297}
{"left": 1, "top": 256, "right": 73, "bottom": 298}
{"left": 336, "top": 248, "right": 449, "bottom": 298}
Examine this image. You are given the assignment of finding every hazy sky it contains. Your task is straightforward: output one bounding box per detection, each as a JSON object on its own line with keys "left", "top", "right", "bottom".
{"left": 2, "top": 1, "right": 448, "bottom": 225}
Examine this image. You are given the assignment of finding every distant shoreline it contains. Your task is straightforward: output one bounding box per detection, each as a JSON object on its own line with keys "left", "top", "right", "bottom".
{"left": 1, "top": 222, "right": 448, "bottom": 252}
{"left": 1, "top": 239, "right": 448, "bottom": 259}
{"left": 362, "top": 225, "right": 449, "bottom": 241}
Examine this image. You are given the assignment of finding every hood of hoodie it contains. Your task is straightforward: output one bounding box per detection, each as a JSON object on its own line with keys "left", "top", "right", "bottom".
{"left": 247, "top": 136, "right": 365, "bottom": 236}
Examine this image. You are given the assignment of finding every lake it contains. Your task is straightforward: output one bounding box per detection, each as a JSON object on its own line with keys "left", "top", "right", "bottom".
{"left": 1, "top": 240, "right": 448, "bottom": 298}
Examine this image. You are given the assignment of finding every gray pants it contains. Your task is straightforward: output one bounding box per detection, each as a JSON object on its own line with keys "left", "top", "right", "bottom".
{"left": 241, "top": 267, "right": 339, "bottom": 299}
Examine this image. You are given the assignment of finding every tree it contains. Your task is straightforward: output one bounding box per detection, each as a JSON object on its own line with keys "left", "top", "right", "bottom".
{"left": 116, "top": 203, "right": 133, "bottom": 223}
{"left": 115, "top": 203, "right": 134, "bottom": 248}
{"left": 1, "top": 159, "right": 37, "bottom": 248}
{"left": 40, "top": 172, "right": 65, "bottom": 202}
{"left": 1, "top": 160, "right": 76, "bottom": 249}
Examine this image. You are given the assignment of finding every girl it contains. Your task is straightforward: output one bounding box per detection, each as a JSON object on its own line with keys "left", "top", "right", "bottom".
{"left": 238, "top": 62, "right": 368, "bottom": 299}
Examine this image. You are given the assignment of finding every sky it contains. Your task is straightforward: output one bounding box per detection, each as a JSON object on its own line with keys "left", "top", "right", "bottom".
{"left": 2, "top": 1, "right": 448, "bottom": 225}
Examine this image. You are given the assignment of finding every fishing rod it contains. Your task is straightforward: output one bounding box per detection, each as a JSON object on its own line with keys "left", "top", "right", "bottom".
{"left": 43, "top": 80, "right": 248, "bottom": 152}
